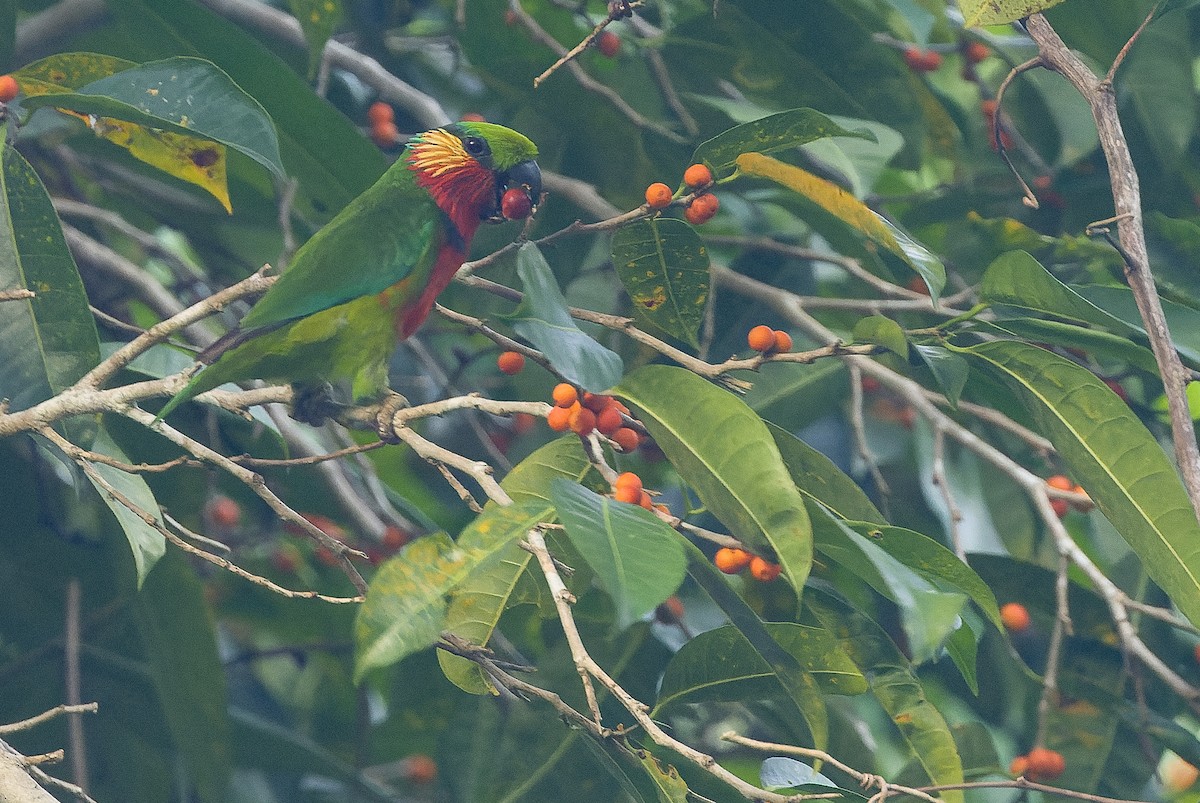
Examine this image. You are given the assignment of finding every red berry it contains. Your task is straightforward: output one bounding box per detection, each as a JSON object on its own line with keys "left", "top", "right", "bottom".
{"left": 552, "top": 383, "right": 578, "bottom": 407}
{"left": 903, "top": 47, "right": 924, "bottom": 70}
{"left": 612, "top": 427, "right": 640, "bottom": 452}
{"left": 683, "top": 163, "right": 713, "bottom": 189}
{"left": 581, "top": 392, "right": 611, "bottom": 413}
{"left": 547, "top": 405, "right": 572, "bottom": 432}
{"left": 371, "top": 120, "right": 399, "bottom": 148}
{"left": 684, "top": 193, "right": 719, "bottom": 225}
{"left": 714, "top": 547, "right": 752, "bottom": 574}
{"left": 920, "top": 50, "right": 943, "bottom": 71}
{"left": 1103, "top": 378, "right": 1130, "bottom": 404}
{"left": 497, "top": 350, "right": 526, "bottom": 375}
{"left": 638, "top": 491, "right": 654, "bottom": 510}
{"left": 772, "top": 330, "right": 792, "bottom": 353}
{"left": 512, "top": 412, "right": 536, "bottom": 434}
{"left": 747, "top": 325, "right": 775, "bottom": 353}
{"left": 980, "top": 98, "right": 999, "bottom": 119}
{"left": 382, "top": 525, "right": 410, "bottom": 550}
{"left": 367, "top": 101, "right": 394, "bottom": 125}
{"left": 1050, "top": 498, "right": 1070, "bottom": 518}
{"left": 999, "top": 602, "right": 1031, "bottom": 632}
{"left": 501, "top": 187, "right": 533, "bottom": 220}
{"left": 655, "top": 595, "right": 685, "bottom": 623}
{"left": 597, "top": 30, "right": 620, "bottom": 57}
{"left": 645, "top": 182, "right": 673, "bottom": 209}
{"left": 861, "top": 375, "right": 882, "bottom": 393}
{"left": 748, "top": 556, "right": 782, "bottom": 582}
{"left": 405, "top": 754, "right": 438, "bottom": 784}
{"left": 596, "top": 406, "right": 623, "bottom": 436}
{"left": 208, "top": 496, "right": 241, "bottom": 527}
{"left": 907, "top": 275, "right": 930, "bottom": 295}
{"left": 0, "top": 75, "right": 18, "bottom": 103}
{"left": 964, "top": 41, "right": 989, "bottom": 64}
{"left": 460, "top": 112, "right": 487, "bottom": 122}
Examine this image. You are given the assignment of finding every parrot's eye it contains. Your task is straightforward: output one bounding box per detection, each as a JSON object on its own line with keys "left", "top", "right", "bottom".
{"left": 463, "top": 137, "right": 488, "bottom": 156}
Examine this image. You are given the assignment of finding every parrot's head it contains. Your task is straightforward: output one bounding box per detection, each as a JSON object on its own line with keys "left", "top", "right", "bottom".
{"left": 405, "top": 122, "right": 541, "bottom": 243}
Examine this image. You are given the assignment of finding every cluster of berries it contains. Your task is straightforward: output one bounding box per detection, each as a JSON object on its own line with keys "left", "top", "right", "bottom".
{"left": 1045, "top": 474, "right": 1091, "bottom": 518}
{"left": 610, "top": 471, "right": 668, "bottom": 514}
{"left": 1010, "top": 747, "right": 1066, "bottom": 782}
{"left": 901, "top": 39, "right": 988, "bottom": 75}
{"left": 713, "top": 546, "right": 782, "bottom": 582}
{"left": 367, "top": 101, "right": 399, "bottom": 149}
{"left": 644, "top": 163, "right": 719, "bottom": 225}
{"left": 547, "top": 384, "right": 641, "bottom": 451}
{"left": 746, "top": 325, "right": 792, "bottom": 355}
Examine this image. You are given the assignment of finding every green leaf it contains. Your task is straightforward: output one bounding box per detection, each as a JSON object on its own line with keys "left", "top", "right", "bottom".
{"left": 766, "top": 422, "right": 884, "bottom": 524}
{"left": 959, "top": 0, "right": 1065, "bottom": 26}
{"left": 136, "top": 551, "right": 230, "bottom": 803}
{"left": 808, "top": 588, "right": 963, "bottom": 803}
{"left": 506, "top": 242, "right": 624, "bottom": 392}
{"left": 682, "top": 538, "right": 828, "bottom": 749}
{"left": 808, "top": 504, "right": 968, "bottom": 664}
{"left": 853, "top": 315, "right": 908, "bottom": 358}
{"left": 355, "top": 502, "right": 547, "bottom": 681}
{"left": 0, "top": 139, "right": 101, "bottom": 444}
{"left": 961, "top": 340, "right": 1200, "bottom": 627}
{"left": 611, "top": 218, "right": 710, "bottom": 349}
{"left": 615, "top": 365, "right": 812, "bottom": 598}
{"left": 975, "top": 318, "right": 1158, "bottom": 373}
{"left": 286, "top": 0, "right": 344, "bottom": 79}
{"left": 438, "top": 438, "right": 602, "bottom": 694}
{"left": 736, "top": 152, "right": 945, "bottom": 301}
{"left": 1074, "top": 284, "right": 1200, "bottom": 367}
{"left": 23, "top": 57, "right": 284, "bottom": 180}
{"left": 980, "top": 250, "right": 1135, "bottom": 333}
{"left": 636, "top": 751, "right": 689, "bottom": 803}
{"left": 913, "top": 344, "right": 969, "bottom": 407}
{"left": 551, "top": 479, "right": 686, "bottom": 630}
{"left": 654, "top": 622, "right": 865, "bottom": 713}
{"left": 79, "top": 429, "right": 167, "bottom": 585}
{"left": 691, "top": 107, "right": 876, "bottom": 180}
{"left": 1122, "top": 20, "right": 1196, "bottom": 169}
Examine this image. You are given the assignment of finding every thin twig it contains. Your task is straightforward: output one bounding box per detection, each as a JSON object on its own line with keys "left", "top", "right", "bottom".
{"left": 0, "top": 704, "right": 97, "bottom": 736}
{"left": 532, "top": 1, "right": 645, "bottom": 87}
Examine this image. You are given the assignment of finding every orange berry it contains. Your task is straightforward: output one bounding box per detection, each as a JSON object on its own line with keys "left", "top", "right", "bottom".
{"left": 371, "top": 120, "right": 399, "bottom": 148}
{"left": 611, "top": 400, "right": 630, "bottom": 415}
{"left": 552, "top": 383, "right": 578, "bottom": 407}
{"left": 683, "top": 163, "right": 713, "bottom": 189}
{"left": 405, "top": 754, "right": 438, "bottom": 784}
{"left": 714, "top": 547, "right": 753, "bottom": 574}
{"left": 655, "top": 595, "right": 685, "bottom": 623}
{"left": 613, "top": 472, "right": 643, "bottom": 493}
{"left": 547, "top": 405, "right": 572, "bottom": 432}
{"left": 980, "top": 98, "right": 999, "bottom": 118}
{"left": 653, "top": 503, "right": 670, "bottom": 515}
{"left": 613, "top": 484, "right": 642, "bottom": 504}
{"left": 964, "top": 41, "right": 989, "bottom": 64}
{"left": 920, "top": 50, "right": 943, "bottom": 71}
{"left": 497, "top": 350, "right": 526, "bottom": 375}
{"left": 638, "top": 491, "right": 654, "bottom": 509}
{"left": 749, "top": 556, "right": 782, "bottom": 582}
{"left": 907, "top": 275, "right": 930, "bottom": 295}
{"left": 581, "top": 392, "right": 611, "bottom": 413}
{"left": 772, "top": 330, "right": 792, "bottom": 353}
{"left": 367, "top": 101, "right": 394, "bottom": 125}
{"left": 0, "top": 75, "right": 18, "bottom": 103}
{"left": 1051, "top": 498, "right": 1070, "bottom": 518}
{"left": 208, "top": 496, "right": 241, "bottom": 527}
{"left": 512, "top": 412, "right": 536, "bottom": 434}
{"left": 597, "top": 30, "right": 620, "bottom": 57}
{"left": 999, "top": 602, "right": 1031, "bottom": 633}
{"left": 645, "top": 182, "right": 673, "bottom": 209}
{"left": 747, "top": 325, "right": 775, "bottom": 353}
{"left": 382, "top": 525, "right": 410, "bottom": 550}
{"left": 1010, "top": 755, "right": 1030, "bottom": 776}
{"left": 597, "top": 406, "right": 623, "bottom": 436}
{"left": 612, "top": 427, "right": 640, "bottom": 452}
{"left": 684, "top": 193, "right": 719, "bottom": 225}
{"left": 1163, "top": 755, "right": 1199, "bottom": 793}
{"left": 1046, "top": 475, "right": 1074, "bottom": 491}
{"left": 568, "top": 406, "right": 596, "bottom": 435}
{"left": 1026, "top": 747, "right": 1064, "bottom": 780}
{"left": 460, "top": 112, "right": 487, "bottom": 122}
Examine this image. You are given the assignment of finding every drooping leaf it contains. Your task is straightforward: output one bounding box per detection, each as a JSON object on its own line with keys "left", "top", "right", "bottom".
{"left": 0, "top": 138, "right": 101, "bottom": 444}
{"left": 691, "top": 107, "right": 876, "bottom": 180}
{"left": 615, "top": 365, "right": 812, "bottom": 598}
{"left": 759, "top": 757, "right": 839, "bottom": 791}
{"left": 551, "top": 479, "right": 686, "bottom": 631}
{"left": 766, "top": 422, "right": 884, "bottom": 524}
{"left": 654, "top": 622, "right": 865, "bottom": 713}
{"left": 286, "top": 0, "right": 344, "bottom": 79}
{"left": 611, "top": 217, "right": 710, "bottom": 349}
{"left": 636, "top": 750, "right": 689, "bottom": 803}
{"left": 808, "top": 588, "right": 964, "bottom": 802}
{"left": 736, "top": 152, "right": 945, "bottom": 301}
{"left": 913, "top": 344, "right": 969, "bottom": 407}
{"left": 853, "top": 315, "right": 908, "bottom": 358}
{"left": 355, "top": 501, "right": 548, "bottom": 680}
{"left": 506, "top": 242, "right": 624, "bottom": 392}
{"left": 681, "top": 537, "right": 828, "bottom": 749}
{"left": 808, "top": 504, "right": 968, "bottom": 665}
{"left": 959, "top": 0, "right": 1065, "bottom": 26}
{"left": 961, "top": 340, "right": 1200, "bottom": 627}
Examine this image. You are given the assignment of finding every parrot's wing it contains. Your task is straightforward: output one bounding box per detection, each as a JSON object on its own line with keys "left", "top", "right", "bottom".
{"left": 240, "top": 185, "right": 444, "bottom": 331}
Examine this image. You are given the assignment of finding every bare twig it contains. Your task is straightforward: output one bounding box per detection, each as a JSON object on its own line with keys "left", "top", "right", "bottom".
{"left": 532, "top": 1, "right": 645, "bottom": 87}
{"left": 64, "top": 580, "right": 87, "bottom": 792}
{"left": 0, "top": 704, "right": 98, "bottom": 736}
{"left": 0, "top": 288, "right": 35, "bottom": 302}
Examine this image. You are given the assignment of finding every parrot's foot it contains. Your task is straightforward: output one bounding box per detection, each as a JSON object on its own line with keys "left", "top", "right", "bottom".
{"left": 290, "top": 382, "right": 344, "bottom": 427}
{"left": 375, "top": 391, "right": 409, "bottom": 444}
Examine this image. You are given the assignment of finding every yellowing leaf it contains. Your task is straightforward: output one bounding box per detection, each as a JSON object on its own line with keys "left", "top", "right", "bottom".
{"left": 72, "top": 113, "right": 232, "bottom": 213}
{"left": 958, "top": 0, "right": 1066, "bottom": 27}
{"left": 14, "top": 52, "right": 136, "bottom": 95}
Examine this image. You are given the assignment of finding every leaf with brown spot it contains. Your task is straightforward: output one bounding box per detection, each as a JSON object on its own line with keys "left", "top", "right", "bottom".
{"left": 612, "top": 217, "right": 710, "bottom": 349}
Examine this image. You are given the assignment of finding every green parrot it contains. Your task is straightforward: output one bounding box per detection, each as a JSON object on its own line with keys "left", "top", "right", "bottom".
{"left": 156, "top": 121, "right": 540, "bottom": 422}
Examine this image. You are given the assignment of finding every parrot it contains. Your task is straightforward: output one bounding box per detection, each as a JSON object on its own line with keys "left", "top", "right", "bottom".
{"left": 155, "top": 121, "right": 541, "bottom": 422}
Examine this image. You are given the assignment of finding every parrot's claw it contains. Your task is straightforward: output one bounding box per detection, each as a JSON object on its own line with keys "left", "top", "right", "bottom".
{"left": 290, "top": 382, "right": 344, "bottom": 427}
{"left": 375, "top": 391, "right": 409, "bottom": 444}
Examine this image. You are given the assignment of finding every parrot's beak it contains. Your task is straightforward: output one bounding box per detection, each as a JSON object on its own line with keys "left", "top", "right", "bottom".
{"left": 486, "top": 159, "right": 542, "bottom": 223}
